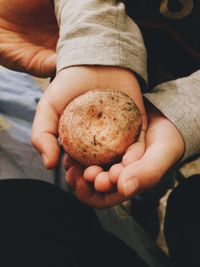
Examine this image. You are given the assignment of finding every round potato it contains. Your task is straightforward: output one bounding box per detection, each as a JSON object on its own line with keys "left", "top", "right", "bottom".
{"left": 58, "top": 89, "right": 142, "bottom": 166}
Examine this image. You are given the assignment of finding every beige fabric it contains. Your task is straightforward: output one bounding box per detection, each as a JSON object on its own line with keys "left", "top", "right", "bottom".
{"left": 54, "top": 0, "right": 200, "bottom": 161}
{"left": 144, "top": 71, "right": 200, "bottom": 160}
{"left": 54, "top": 0, "right": 147, "bottom": 86}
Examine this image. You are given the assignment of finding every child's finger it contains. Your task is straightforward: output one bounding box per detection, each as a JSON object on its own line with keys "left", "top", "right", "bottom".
{"left": 65, "top": 164, "right": 83, "bottom": 188}
{"left": 31, "top": 96, "right": 60, "bottom": 169}
{"left": 122, "top": 130, "right": 145, "bottom": 166}
{"left": 118, "top": 141, "right": 168, "bottom": 198}
{"left": 74, "top": 176, "right": 95, "bottom": 204}
{"left": 83, "top": 165, "right": 103, "bottom": 182}
{"left": 94, "top": 172, "right": 114, "bottom": 192}
{"left": 122, "top": 141, "right": 145, "bottom": 166}
{"left": 108, "top": 163, "right": 124, "bottom": 184}
{"left": 74, "top": 176, "right": 125, "bottom": 208}
{"left": 63, "top": 154, "right": 75, "bottom": 170}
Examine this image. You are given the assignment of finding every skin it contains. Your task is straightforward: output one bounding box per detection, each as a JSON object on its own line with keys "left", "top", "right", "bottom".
{"left": 0, "top": 0, "right": 185, "bottom": 208}
{"left": 0, "top": 0, "right": 147, "bottom": 169}
{"left": 64, "top": 102, "right": 185, "bottom": 208}
{"left": 0, "top": 0, "right": 58, "bottom": 77}
{"left": 32, "top": 65, "right": 147, "bottom": 169}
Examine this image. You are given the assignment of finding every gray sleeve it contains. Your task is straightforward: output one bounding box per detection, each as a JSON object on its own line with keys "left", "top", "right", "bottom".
{"left": 54, "top": 0, "right": 147, "bottom": 87}
{"left": 144, "top": 70, "right": 200, "bottom": 161}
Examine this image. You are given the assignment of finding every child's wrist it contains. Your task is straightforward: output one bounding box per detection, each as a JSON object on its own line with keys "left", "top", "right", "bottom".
{"left": 58, "top": 65, "right": 141, "bottom": 98}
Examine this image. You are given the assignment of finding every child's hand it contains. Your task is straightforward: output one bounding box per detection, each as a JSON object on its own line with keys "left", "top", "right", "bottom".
{"left": 64, "top": 127, "right": 145, "bottom": 195}
{"left": 64, "top": 102, "right": 184, "bottom": 208}
{"left": 82, "top": 129, "right": 146, "bottom": 193}
{"left": 31, "top": 66, "right": 147, "bottom": 169}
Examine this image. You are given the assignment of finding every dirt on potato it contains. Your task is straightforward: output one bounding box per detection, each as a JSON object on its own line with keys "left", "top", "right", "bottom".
{"left": 58, "top": 89, "right": 142, "bottom": 166}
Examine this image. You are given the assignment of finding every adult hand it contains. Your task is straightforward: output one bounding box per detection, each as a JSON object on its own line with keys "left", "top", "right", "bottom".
{"left": 64, "top": 101, "right": 184, "bottom": 208}
{"left": 31, "top": 66, "right": 147, "bottom": 169}
{"left": 0, "top": 0, "right": 58, "bottom": 77}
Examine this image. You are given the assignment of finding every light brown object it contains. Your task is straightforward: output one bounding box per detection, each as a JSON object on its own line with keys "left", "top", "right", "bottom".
{"left": 58, "top": 89, "right": 142, "bottom": 166}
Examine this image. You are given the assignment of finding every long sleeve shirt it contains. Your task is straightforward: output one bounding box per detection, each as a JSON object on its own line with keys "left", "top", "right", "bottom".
{"left": 54, "top": 0, "right": 200, "bottom": 161}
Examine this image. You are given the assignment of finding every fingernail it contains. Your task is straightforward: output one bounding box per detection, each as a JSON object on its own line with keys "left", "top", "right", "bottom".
{"left": 123, "top": 179, "right": 139, "bottom": 197}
